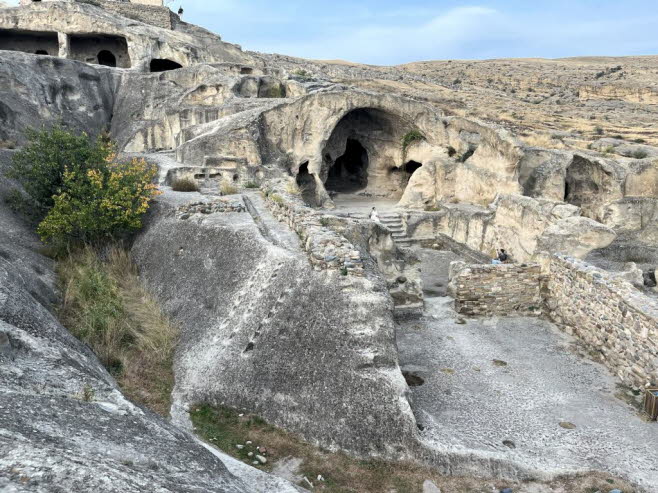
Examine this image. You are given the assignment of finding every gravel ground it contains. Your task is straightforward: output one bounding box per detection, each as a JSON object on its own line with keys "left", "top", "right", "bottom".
{"left": 397, "top": 249, "right": 658, "bottom": 491}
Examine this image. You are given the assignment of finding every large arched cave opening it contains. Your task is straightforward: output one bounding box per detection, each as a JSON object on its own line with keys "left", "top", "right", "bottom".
{"left": 319, "top": 107, "right": 417, "bottom": 202}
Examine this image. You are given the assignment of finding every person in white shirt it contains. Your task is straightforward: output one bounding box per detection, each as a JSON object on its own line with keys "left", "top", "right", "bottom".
{"left": 369, "top": 207, "right": 380, "bottom": 223}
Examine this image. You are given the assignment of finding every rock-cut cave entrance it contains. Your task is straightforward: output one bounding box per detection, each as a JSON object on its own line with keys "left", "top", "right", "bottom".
{"left": 325, "top": 139, "right": 369, "bottom": 193}
{"left": 150, "top": 58, "right": 184, "bottom": 72}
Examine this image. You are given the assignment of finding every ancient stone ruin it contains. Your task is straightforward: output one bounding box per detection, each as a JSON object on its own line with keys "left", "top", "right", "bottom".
{"left": 1, "top": 0, "right": 657, "bottom": 492}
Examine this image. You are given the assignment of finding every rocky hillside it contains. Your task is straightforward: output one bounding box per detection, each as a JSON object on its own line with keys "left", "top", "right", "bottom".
{"left": 255, "top": 53, "right": 658, "bottom": 148}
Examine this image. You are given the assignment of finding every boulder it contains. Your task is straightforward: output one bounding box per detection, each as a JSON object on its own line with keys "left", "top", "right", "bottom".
{"left": 537, "top": 216, "right": 617, "bottom": 259}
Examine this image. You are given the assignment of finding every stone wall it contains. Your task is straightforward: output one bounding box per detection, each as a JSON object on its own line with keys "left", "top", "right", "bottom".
{"left": 79, "top": 0, "right": 176, "bottom": 29}
{"left": 263, "top": 191, "right": 365, "bottom": 276}
{"left": 546, "top": 255, "right": 658, "bottom": 388}
{"left": 448, "top": 262, "right": 543, "bottom": 316}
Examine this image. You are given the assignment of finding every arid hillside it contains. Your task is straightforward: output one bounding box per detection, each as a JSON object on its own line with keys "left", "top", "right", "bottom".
{"left": 260, "top": 53, "right": 658, "bottom": 149}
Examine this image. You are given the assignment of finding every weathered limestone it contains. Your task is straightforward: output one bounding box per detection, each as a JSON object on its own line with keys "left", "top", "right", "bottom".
{"left": 0, "top": 1, "right": 257, "bottom": 71}
{"left": 402, "top": 195, "right": 616, "bottom": 263}
{"left": 0, "top": 151, "right": 296, "bottom": 493}
{"left": 132, "top": 193, "right": 419, "bottom": 458}
{"left": 0, "top": 51, "right": 115, "bottom": 145}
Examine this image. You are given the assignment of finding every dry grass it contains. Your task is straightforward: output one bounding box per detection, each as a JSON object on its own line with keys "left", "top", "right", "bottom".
{"left": 191, "top": 404, "right": 634, "bottom": 493}
{"left": 285, "top": 179, "right": 303, "bottom": 195}
{"left": 520, "top": 132, "right": 567, "bottom": 149}
{"left": 220, "top": 182, "right": 238, "bottom": 195}
{"left": 58, "top": 246, "right": 178, "bottom": 415}
{"left": 171, "top": 178, "right": 199, "bottom": 192}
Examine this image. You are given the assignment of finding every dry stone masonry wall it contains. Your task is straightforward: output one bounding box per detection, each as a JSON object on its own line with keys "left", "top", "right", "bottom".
{"left": 448, "top": 262, "right": 543, "bottom": 316}
{"left": 79, "top": 0, "right": 177, "bottom": 29}
{"left": 546, "top": 255, "right": 658, "bottom": 388}
{"left": 176, "top": 199, "right": 246, "bottom": 218}
{"left": 264, "top": 191, "right": 365, "bottom": 276}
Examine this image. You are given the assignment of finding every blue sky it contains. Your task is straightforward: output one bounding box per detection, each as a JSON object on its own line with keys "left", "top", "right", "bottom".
{"left": 7, "top": 1, "right": 658, "bottom": 64}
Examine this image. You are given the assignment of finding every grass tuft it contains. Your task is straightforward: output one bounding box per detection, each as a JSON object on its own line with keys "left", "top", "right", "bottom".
{"left": 401, "top": 130, "right": 425, "bottom": 152}
{"left": 172, "top": 178, "right": 199, "bottom": 192}
{"left": 58, "top": 246, "right": 178, "bottom": 415}
{"left": 220, "top": 182, "right": 238, "bottom": 195}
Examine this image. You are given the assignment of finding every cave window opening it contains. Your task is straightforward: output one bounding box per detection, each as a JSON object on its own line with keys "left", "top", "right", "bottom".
{"left": 404, "top": 160, "right": 422, "bottom": 176}
{"left": 150, "top": 58, "right": 183, "bottom": 72}
{"left": 97, "top": 50, "right": 117, "bottom": 67}
{"left": 296, "top": 161, "right": 318, "bottom": 206}
{"left": 35, "top": 49, "right": 48, "bottom": 55}
{"left": 325, "top": 139, "right": 369, "bottom": 193}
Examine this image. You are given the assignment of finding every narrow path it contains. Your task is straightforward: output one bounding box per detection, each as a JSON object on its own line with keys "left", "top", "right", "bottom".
{"left": 398, "top": 248, "right": 658, "bottom": 491}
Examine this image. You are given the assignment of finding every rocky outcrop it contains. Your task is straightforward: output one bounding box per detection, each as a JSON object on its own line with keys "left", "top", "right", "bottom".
{"left": 0, "top": 2, "right": 258, "bottom": 71}
{"left": 403, "top": 194, "right": 616, "bottom": 262}
{"left": 0, "top": 151, "right": 302, "bottom": 493}
{"left": 132, "top": 193, "right": 418, "bottom": 458}
{"left": 0, "top": 51, "right": 115, "bottom": 145}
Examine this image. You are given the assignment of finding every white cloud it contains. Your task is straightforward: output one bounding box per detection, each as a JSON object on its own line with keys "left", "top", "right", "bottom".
{"left": 259, "top": 6, "right": 501, "bottom": 64}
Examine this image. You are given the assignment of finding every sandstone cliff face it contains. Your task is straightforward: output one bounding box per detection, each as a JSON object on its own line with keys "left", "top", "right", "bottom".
{"left": 132, "top": 193, "right": 419, "bottom": 458}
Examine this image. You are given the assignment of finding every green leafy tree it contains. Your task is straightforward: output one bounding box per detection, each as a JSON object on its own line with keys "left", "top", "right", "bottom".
{"left": 37, "top": 157, "right": 160, "bottom": 245}
{"left": 8, "top": 125, "right": 112, "bottom": 216}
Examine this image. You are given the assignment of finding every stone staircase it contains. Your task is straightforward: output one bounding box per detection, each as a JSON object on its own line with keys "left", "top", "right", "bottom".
{"left": 379, "top": 213, "right": 413, "bottom": 248}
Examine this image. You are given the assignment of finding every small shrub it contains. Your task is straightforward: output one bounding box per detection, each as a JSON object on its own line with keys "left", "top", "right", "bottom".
{"left": 171, "top": 178, "right": 199, "bottom": 192}
{"left": 292, "top": 69, "right": 313, "bottom": 81}
{"left": 633, "top": 138, "right": 646, "bottom": 144}
{"left": 594, "top": 126, "right": 604, "bottom": 135}
{"left": 270, "top": 193, "right": 284, "bottom": 204}
{"left": 604, "top": 146, "right": 616, "bottom": 154}
{"left": 244, "top": 181, "right": 259, "bottom": 189}
{"left": 340, "top": 267, "right": 348, "bottom": 276}
{"left": 401, "top": 130, "right": 425, "bottom": 152}
{"left": 220, "top": 182, "right": 238, "bottom": 195}
{"left": 8, "top": 125, "right": 112, "bottom": 217}
{"left": 632, "top": 150, "right": 648, "bottom": 159}
{"left": 37, "top": 156, "right": 160, "bottom": 246}
{"left": 81, "top": 384, "right": 95, "bottom": 402}
{"left": 319, "top": 217, "right": 330, "bottom": 227}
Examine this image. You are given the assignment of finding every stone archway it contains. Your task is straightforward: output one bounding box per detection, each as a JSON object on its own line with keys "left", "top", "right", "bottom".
{"left": 315, "top": 107, "right": 418, "bottom": 205}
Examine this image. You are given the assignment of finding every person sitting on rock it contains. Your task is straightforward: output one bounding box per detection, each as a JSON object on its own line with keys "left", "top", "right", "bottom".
{"left": 492, "top": 248, "right": 509, "bottom": 265}
{"left": 369, "top": 206, "right": 380, "bottom": 224}
{"left": 178, "top": 6, "right": 184, "bottom": 16}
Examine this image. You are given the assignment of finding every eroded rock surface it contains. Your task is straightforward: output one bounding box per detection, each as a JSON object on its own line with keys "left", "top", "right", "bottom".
{"left": 132, "top": 193, "right": 418, "bottom": 457}
{"left": 0, "top": 153, "right": 298, "bottom": 493}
